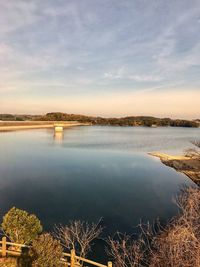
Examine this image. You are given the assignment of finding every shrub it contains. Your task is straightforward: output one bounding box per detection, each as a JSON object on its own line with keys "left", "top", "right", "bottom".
{"left": 150, "top": 187, "right": 200, "bottom": 267}
{"left": 30, "top": 233, "right": 63, "bottom": 267}
{"left": 2, "top": 207, "right": 42, "bottom": 244}
{"left": 108, "top": 187, "right": 200, "bottom": 267}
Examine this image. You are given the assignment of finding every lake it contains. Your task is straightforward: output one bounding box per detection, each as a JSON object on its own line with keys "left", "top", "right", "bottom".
{"left": 0, "top": 126, "right": 199, "bottom": 260}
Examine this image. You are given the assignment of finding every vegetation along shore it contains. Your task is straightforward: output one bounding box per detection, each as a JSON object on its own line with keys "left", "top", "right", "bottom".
{"left": 0, "top": 112, "right": 199, "bottom": 128}
{"left": 149, "top": 141, "right": 200, "bottom": 185}
{"left": 0, "top": 186, "right": 200, "bottom": 267}
{"left": 0, "top": 141, "right": 199, "bottom": 266}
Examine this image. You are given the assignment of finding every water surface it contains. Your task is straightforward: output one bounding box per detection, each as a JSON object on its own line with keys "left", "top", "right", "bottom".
{"left": 0, "top": 126, "right": 199, "bottom": 258}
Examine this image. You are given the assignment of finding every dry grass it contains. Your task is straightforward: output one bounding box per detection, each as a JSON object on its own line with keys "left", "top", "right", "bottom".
{"left": 1, "top": 188, "right": 200, "bottom": 267}
{"left": 0, "top": 257, "right": 17, "bottom": 267}
{"left": 108, "top": 187, "right": 200, "bottom": 267}
{"left": 150, "top": 187, "right": 200, "bottom": 267}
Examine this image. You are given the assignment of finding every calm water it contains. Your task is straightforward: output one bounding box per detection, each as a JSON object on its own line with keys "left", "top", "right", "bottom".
{"left": 0, "top": 126, "right": 199, "bottom": 259}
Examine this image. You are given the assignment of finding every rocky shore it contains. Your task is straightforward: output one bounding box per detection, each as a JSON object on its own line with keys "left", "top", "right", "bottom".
{"left": 149, "top": 152, "right": 200, "bottom": 186}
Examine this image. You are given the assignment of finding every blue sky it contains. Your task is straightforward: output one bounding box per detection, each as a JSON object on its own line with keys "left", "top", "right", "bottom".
{"left": 0, "top": 0, "right": 200, "bottom": 118}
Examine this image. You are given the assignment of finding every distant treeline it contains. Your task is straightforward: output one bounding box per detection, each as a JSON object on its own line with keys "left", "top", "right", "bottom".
{"left": 0, "top": 114, "right": 40, "bottom": 121}
{"left": 0, "top": 112, "right": 199, "bottom": 128}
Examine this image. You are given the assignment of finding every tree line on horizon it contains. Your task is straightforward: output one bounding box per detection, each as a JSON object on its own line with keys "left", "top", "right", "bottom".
{"left": 0, "top": 112, "right": 199, "bottom": 128}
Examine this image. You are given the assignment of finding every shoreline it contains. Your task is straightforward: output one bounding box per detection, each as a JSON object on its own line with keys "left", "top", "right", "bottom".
{"left": 0, "top": 121, "right": 90, "bottom": 131}
{"left": 149, "top": 152, "right": 200, "bottom": 186}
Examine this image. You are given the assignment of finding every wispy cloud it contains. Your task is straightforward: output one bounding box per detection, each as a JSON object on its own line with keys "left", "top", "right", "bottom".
{"left": 104, "top": 67, "right": 163, "bottom": 82}
{"left": 0, "top": 1, "right": 38, "bottom": 35}
{"left": 0, "top": 0, "right": 200, "bottom": 117}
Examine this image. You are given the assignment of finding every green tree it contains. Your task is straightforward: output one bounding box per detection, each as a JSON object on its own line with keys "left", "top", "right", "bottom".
{"left": 2, "top": 207, "right": 42, "bottom": 244}
{"left": 30, "top": 233, "right": 63, "bottom": 267}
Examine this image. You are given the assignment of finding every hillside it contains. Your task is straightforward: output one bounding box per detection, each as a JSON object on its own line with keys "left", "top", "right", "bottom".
{"left": 0, "top": 113, "right": 199, "bottom": 128}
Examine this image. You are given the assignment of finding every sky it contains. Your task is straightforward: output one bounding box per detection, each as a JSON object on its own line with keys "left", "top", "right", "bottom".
{"left": 0, "top": 0, "right": 200, "bottom": 119}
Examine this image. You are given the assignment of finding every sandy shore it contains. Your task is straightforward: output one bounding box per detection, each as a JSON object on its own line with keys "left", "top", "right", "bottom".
{"left": 0, "top": 121, "right": 89, "bottom": 131}
{"left": 149, "top": 152, "right": 200, "bottom": 186}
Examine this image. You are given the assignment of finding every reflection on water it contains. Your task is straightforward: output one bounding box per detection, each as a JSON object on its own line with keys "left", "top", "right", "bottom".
{"left": 0, "top": 126, "right": 199, "bottom": 261}
{"left": 54, "top": 130, "right": 64, "bottom": 143}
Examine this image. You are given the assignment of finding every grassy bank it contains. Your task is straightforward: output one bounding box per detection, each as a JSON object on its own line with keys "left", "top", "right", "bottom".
{"left": 149, "top": 152, "right": 200, "bottom": 185}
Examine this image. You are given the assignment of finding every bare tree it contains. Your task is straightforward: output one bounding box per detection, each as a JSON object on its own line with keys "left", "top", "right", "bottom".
{"left": 185, "top": 140, "right": 200, "bottom": 160}
{"left": 107, "top": 222, "right": 156, "bottom": 267}
{"left": 107, "top": 187, "right": 200, "bottom": 267}
{"left": 54, "top": 220, "right": 103, "bottom": 260}
{"left": 150, "top": 187, "right": 200, "bottom": 267}
{"left": 107, "top": 232, "right": 145, "bottom": 267}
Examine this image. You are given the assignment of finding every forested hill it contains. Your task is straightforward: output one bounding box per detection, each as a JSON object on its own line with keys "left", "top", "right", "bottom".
{"left": 0, "top": 112, "right": 199, "bottom": 128}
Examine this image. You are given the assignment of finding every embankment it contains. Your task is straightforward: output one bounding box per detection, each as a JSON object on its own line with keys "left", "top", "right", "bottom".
{"left": 149, "top": 152, "right": 200, "bottom": 186}
{"left": 0, "top": 121, "right": 89, "bottom": 131}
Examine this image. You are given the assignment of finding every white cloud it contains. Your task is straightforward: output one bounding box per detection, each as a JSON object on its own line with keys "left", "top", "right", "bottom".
{"left": 128, "top": 75, "right": 163, "bottom": 82}
{"left": 0, "top": 0, "right": 200, "bottom": 119}
{"left": 104, "top": 67, "right": 163, "bottom": 82}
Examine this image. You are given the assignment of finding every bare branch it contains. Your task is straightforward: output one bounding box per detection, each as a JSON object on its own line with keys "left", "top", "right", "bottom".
{"left": 185, "top": 140, "right": 200, "bottom": 160}
{"left": 54, "top": 219, "right": 103, "bottom": 260}
{"left": 107, "top": 187, "right": 200, "bottom": 267}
